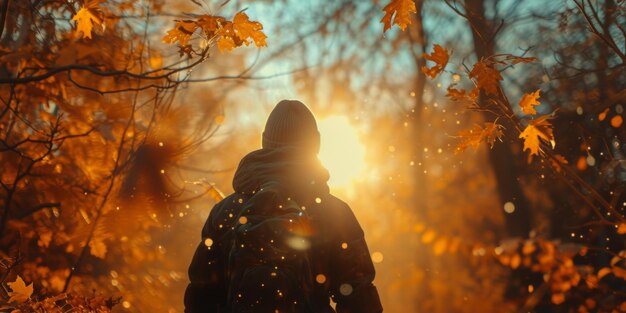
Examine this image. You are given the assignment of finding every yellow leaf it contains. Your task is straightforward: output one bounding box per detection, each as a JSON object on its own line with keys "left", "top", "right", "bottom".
{"left": 7, "top": 275, "right": 33, "bottom": 304}
{"left": 162, "top": 20, "right": 198, "bottom": 47}
{"left": 421, "top": 44, "right": 449, "bottom": 79}
{"left": 380, "top": 0, "right": 417, "bottom": 32}
{"left": 470, "top": 60, "right": 503, "bottom": 96}
{"left": 519, "top": 89, "right": 541, "bottom": 115}
{"left": 232, "top": 12, "right": 267, "bottom": 47}
{"left": 72, "top": 5, "right": 105, "bottom": 39}
{"left": 519, "top": 114, "right": 555, "bottom": 157}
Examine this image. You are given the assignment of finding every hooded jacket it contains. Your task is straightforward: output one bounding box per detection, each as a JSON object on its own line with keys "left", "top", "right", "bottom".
{"left": 184, "top": 148, "right": 383, "bottom": 312}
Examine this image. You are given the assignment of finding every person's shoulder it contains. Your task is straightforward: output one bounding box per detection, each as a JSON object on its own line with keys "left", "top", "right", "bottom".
{"left": 324, "top": 193, "right": 351, "bottom": 210}
{"left": 318, "top": 193, "right": 357, "bottom": 220}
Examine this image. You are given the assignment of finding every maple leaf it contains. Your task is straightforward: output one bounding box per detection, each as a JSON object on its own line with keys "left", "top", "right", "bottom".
{"left": 446, "top": 86, "right": 478, "bottom": 106}
{"left": 519, "top": 89, "right": 541, "bottom": 115}
{"left": 196, "top": 15, "right": 227, "bottom": 38}
{"left": 232, "top": 12, "right": 267, "bottom": 47}
{"left": 470, "top": 60, "right": 503, "bottom": 96}
{"left": 456, "top": 122, "right": 504, "bottom": 153}
{"left": 380, "top": 0, "right": 417, "bottom": 32}
{"left": 519, "top": 114, "right": 556, "bottom": 157}
{"left": 72, "top": 4, "right": 105, "bottom": 39}
{"left": 421, "top": 44, "right": 449, "bottom": 79}
{"left": 162, "top": 20, "right": 198, "bottom": 47}
{"left": 7, "top": 275, "right": 33, "bottom": 304}
{"left": 217, "top": 35, "right": 238, "bottom": 52}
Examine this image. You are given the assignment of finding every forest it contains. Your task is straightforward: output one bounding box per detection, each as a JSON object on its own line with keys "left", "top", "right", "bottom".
{"left": 0, "top": 0, "right": 625, "bottom": 312}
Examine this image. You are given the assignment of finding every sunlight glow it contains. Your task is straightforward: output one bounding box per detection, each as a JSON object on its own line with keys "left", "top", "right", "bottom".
{"left": 318, "top": 116, "right": 366, "bottom": 188}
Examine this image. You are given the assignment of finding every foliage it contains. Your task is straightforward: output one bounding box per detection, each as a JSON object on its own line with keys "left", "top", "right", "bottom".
{"left": 0, "top": 0, "right": 262, "bottom": 311}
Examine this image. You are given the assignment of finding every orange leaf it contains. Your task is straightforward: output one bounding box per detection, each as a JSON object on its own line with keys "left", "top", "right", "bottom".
{"left": 380, "top": 0, "right": 417, "bottom": 32}
{"left": 7, "top": 275, "right": 33, "bottom": 304}
{"left": 519, "top": 90, "right": 541, "bottom": 115}
{"left": 196, "top": 15, "right": 227, "bottom": 38}
{"left": 456, "top": 122, "right": 504, "bottom": 153}
{"left": 217, "top": 35, "right": 238, "bottom": 52}
{"left": 617, "top": 223, "right": 626, "bottom": 235}
{"left": 232, "top": 12, "right": 267, "bottom": 47}
{"left": 421, "top": 44, "right": 449, "bottom": 79}
{"left": 162, "top": 20, "right": 198, "bottom": 47}
{"left": 72, "top": 4, "right": 105, "bottom": 39}
{"left": 470, "top": 61, "right": 503, "bottom": 96}
{"left": 519, "top": 114, "right": 555, "bottom": 157}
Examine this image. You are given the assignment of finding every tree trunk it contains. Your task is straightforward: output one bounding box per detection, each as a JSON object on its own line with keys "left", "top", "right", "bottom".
{"left": 464, "top": 0, "right": 531, "bottom": 238}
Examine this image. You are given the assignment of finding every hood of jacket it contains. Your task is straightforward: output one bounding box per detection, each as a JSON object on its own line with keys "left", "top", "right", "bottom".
{"left": 232, "top": 148, "right": 330, "bottom": 202}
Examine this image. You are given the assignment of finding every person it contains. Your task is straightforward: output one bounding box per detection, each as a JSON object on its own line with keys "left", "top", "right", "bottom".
{"left": 184, "top": 100, "right": 383, "bottom": 312}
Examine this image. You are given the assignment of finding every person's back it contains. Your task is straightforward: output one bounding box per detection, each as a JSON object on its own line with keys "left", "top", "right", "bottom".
{"left": 184, "top": 100, "right": 383, "bottom": 312}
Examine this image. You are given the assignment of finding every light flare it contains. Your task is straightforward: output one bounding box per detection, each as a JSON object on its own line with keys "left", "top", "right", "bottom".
{"left": 317, "top": 116, "right": 366, "bottom": 189}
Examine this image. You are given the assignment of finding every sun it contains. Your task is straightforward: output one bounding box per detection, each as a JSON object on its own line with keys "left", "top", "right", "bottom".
{"left": 317, "top": 116, "right": 366, "bottom": 189}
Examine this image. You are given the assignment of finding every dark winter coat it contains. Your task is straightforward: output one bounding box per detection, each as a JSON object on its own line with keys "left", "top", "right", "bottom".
{"left": 184, "top": 148, "right": 383, "bottom": 312}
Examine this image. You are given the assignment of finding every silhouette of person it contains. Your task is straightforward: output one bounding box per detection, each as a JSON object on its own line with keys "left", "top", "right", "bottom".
{"left": 184, "top": 100, "right": 383, "bottom": 312}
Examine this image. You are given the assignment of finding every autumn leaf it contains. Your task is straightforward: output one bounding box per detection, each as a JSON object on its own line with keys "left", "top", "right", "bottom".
{"left": 519, "top": 89, "right": 541, "bottom": 115}
{"left": 470, "top": 60, "right": 503, "bottom": 96}
{"left": 196, "top": 15, "right": 227, "bottom": 38}
{"left": 162, "top": 20, "right": 198, "bottom": 47}
{"left": 232, "top": 12, "right": 267, "bottom": 47}
{"left": 617, "top": 223, "right": 626, "bottom": 235}
{"left": 446, "top": 86, "right": 478, "bottom": 106}
{"left": 7, "top": 275, "right": 34, "bottom": 304}
{"left": 456, "top": 122, "right": 504, "bottom": 153}
{"left": 72, "top": 4, "right": 105, "bottom": 39}
{"left": 519, "top": 114, "right": 556, "bottom": 157}
{"left": 217, "top": 35, "right": 238, "bottom": 52}
{"left": 380, "top": 0, "right": 417, "bottom": 32}
{"left": 421, "top": 44, "right": 449, "bottom": 79}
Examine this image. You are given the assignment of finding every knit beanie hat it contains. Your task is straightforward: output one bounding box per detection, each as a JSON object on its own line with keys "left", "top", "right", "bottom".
{"left": 262, "top": 100, "right": 320, "bottom": 154}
